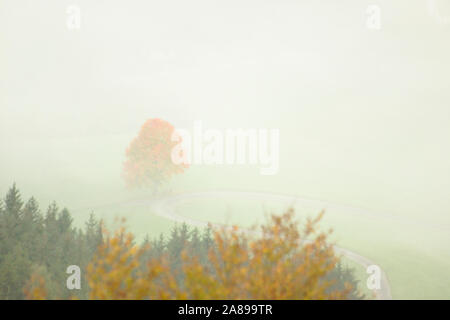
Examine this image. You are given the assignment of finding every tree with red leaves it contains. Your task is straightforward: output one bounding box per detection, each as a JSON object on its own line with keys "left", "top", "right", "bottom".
{"left": 122, "top": 118, "right": 188, "bottom": 190}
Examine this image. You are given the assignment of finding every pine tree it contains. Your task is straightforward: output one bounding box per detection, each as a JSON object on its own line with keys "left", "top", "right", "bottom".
{"left": 43, "top": 202, "right": 61, "bottom": 266}
{"left": 147, "top": 233, "right": 166, "bottom": 260}
{"left": 20, "top": 197, "right": 44, "bottom": 263}
{"left": 0, "top": 184, "right": 108, "bottom": 299}
{"left": 4, "top": 183, "right": 23, "bottom": 218}
{"left": 201, "top": 225, "right": 214, "bottom": 252}
{"left": 22, "top": 197, "right": 41, "bottom": 226}
{"left": 0, "top": 243, "right": 31, "bottom": 299}
{"left": 85, "top": 213, "right": 102, "bottom": 256}
{"left": 0, "top": 198, "right": 5, "bottom": 257}
{"left": 57, "top": 208, "right": 73, "bottom": 234}
{"left": 188, "top": 227, "right": 201, "bottom": 257}
{"left": 0, "top": 184, "right": 24, "bottom": 256}
{"left": 155, "top": 233, "right": 165, "bottom": 256}
{"left": 166, "top": 225, "right": 184, "bottom": 280}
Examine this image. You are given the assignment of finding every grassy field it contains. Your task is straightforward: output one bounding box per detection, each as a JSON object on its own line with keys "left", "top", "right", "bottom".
{"left": 2, "top": 136, "right": 449, "bottom": 299}
{"left": 173, "top": 195, "right": 450, "bottom": 299}
{"left": 69, "top": 187, "right": 450, "bottom": 299}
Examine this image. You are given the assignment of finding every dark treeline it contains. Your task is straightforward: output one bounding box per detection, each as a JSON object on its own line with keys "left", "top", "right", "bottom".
{"left": 0, "top": 184, "right": 102, "bottom": 299}
{"left": 140, "top": 222, "right": 215, "bottom": 285}
{"left": 0, "top": 184, "right": 364, "bottom": 300}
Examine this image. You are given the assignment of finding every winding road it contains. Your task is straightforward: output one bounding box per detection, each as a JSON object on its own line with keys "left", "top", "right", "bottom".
{"left": 74, "top": 190, "right": 394, "bottom": 299}
{"left": 147, "top": 190, "right": 393, "bottom": 300}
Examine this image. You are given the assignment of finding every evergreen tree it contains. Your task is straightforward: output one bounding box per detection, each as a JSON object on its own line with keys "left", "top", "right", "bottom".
{"left": 43, "top": 202, "right": 61, "bottom": 270}
{"left": 188, "top": 228, "right": 201, "bottom": 256}
{"left": 20, "top": 197, "right": 44, "bottom": 263}
{"left": 0, "top": 243, "right": 31, "bottom": 299}
{"left": 201, "top": 225, "right": 214, "bottom": 253}
{"left": 4, "top": 183, "right": 23, "bottom": 218}
{"left": 85, "top": 213, "right": 103, "bottom": 256}
{"left": 57, "top": 208, "right": 73, "bottom": 234}
{"left": 0, "top": 184, "right": 364, "bottom": 300}
{"left": 0, "top": 184, "right": 105, "bottom": 299}
{"left": 1, "top": 184, "right": 24, "bottom": 253}
{"left": 22, "top": 197, "right": 41, "bottom": 226}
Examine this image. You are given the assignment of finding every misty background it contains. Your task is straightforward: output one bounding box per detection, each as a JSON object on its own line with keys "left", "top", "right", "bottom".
{"left": 0, "top": 0, "right": 449, "bottom": 298}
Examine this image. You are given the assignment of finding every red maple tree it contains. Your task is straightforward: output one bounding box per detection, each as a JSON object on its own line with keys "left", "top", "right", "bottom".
{"left": 122, "top": 118, "right": 188, "bottom": 190}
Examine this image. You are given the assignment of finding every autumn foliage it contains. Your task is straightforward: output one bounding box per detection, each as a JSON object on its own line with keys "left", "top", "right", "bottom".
{"left": 24, "top": 273, "right": 47, "bottom": 300}
{"left": 122, "top": 118, "right": 188, "bottom": 189}
{"left": 26, "top": 209, "right": 356, "bottom": 300}
{"left": 174, "top": 210, "right": 352, "bottom": 299}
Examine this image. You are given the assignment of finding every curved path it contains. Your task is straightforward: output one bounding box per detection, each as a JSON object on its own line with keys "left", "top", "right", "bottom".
{"left": 148, "top": 191, "right": 393, "bottom": 300}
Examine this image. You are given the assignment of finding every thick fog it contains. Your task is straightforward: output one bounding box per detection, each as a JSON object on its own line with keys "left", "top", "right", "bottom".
{"left": 1, "top": 0, "right": 449, "bottom": 299}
